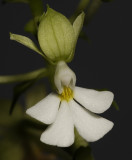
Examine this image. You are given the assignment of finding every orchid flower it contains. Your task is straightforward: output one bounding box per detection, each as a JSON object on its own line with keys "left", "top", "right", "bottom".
{"left": 26, "top": 61, "right": 114, "bottom": 147}
{"left": 9, "top": 6, "right": 114, "bottom": 147}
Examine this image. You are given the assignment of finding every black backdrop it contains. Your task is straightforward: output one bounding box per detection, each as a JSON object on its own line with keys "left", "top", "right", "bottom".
{"left": 0, "top": 0, "right": 131, "bottom": 159}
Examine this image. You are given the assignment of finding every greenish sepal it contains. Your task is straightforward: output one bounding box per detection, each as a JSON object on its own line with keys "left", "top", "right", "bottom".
{"left": 66, "top": 12, "right": 85, "bottom": 62}
{"left": 10, "top": 33, "right": 44, "bottom": 57}
{"left": 73, "top": 12, "right": 85, "bottom": 39}
{"left": 38, "top": 7, "right": 76, "bottom": 63}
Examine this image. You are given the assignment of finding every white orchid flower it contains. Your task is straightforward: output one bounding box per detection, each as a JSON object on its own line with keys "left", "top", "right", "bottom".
{"left": 26, "top": 61, "right": 114, "bottom": 147}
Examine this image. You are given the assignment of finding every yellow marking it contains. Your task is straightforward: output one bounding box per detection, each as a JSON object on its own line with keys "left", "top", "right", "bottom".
{"left": 59, "top": 86, "right": 73, "bottom": 102}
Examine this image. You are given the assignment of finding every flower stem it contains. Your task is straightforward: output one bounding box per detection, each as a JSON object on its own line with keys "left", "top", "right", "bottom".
{"left": 0, "top": 68, "right": 48, "bottom": 84}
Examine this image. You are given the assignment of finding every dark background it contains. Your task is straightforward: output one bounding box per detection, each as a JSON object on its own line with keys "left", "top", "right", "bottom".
{"left": 0, "top": 0, "right": 131, "bottom": 159}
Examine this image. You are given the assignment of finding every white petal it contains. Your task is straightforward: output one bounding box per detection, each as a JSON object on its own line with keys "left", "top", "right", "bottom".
{"left": 74, "top": 86, "right": 114, "bottom": 113}
{"left": 70, "top": 100, "right": 114, "bottom": 142}
{"left": 40, "top": 101, "right": 74, "bottom": 147}
{"left": 26, "top": 93, "right": 60, "bottom": 124}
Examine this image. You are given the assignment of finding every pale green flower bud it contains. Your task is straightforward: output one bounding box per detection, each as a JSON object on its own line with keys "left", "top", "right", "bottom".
{"left": 38, "top": 7, "right": 83, "bottom": 63}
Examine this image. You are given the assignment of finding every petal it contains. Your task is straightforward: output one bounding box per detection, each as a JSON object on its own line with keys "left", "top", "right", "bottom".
{"left": 26, "top": 93, "right": 60, "bottom": 124}
{"left": 70, "top": 100, "right": 114, "bottom": 142}
{"left": 74, "top": 86, "right": 114, "bottom": 113}
{"left": 40, "top": 101, "right": 74, "bottom": 147}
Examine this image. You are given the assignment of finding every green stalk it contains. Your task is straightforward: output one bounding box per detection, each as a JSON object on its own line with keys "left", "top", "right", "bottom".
{"left": 0, "top": 68, "right": 48, "bottom": 84}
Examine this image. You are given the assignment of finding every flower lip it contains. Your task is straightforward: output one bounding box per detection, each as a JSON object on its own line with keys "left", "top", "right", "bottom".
{"left": 26, "top": 85, "right": 114, "bottom": 147}
{"left": 58, "top": 86, "right": 74, "bottom": 102}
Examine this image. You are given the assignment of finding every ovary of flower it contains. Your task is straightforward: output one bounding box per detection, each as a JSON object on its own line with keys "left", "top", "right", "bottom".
{"left": 26, "top": 63, "right": 114, "bottom": 147}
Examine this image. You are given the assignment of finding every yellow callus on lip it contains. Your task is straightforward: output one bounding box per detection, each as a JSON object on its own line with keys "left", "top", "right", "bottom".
{"left": 59, "top": 86, "right": 73, "bottom": 102}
